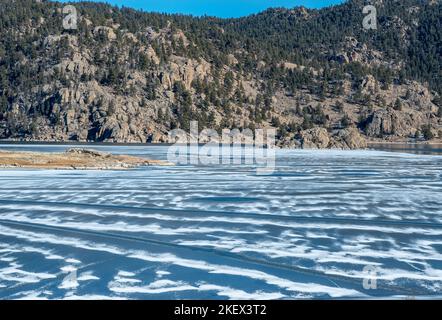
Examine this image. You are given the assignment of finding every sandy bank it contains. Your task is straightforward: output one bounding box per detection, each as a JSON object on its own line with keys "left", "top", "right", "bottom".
{"left": 0, "top": 148, "right": 172, "bottom": 170}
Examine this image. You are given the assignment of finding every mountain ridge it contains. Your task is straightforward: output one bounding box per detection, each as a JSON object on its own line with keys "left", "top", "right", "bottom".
{"left": 0, "top": 0, "right": 441, "bottom": 148}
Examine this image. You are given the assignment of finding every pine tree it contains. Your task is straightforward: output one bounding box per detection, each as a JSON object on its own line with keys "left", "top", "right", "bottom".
{"left": 421, "top": 125, "right": 434, "bottom": 141}
{"left": 393, "top": 98, "right": 402, "bottom": 111}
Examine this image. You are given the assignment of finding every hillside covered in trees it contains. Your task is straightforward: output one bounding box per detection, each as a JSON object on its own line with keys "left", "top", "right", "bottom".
{"left": 0, "top": 0, "right": 441, "bottom": 147}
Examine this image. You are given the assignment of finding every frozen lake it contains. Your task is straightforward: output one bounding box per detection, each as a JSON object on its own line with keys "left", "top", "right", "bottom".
{"left": 0, "top": 144, "right": 441, "bottom": 299}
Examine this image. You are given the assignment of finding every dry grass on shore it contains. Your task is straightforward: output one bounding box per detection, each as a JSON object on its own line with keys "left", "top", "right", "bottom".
{"left": 0, "top": 148, "right": 172, "bottom": 170}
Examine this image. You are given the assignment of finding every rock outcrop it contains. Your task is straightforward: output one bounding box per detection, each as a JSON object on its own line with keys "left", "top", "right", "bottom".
{"left": 300, "top": 128, "right": 330, "bottom": 149}
{"left": 364, "top": 109, "right": 424, "bottom": 138}
{"left": 299, "top": 127, "right": 367, "bottom": 149}
{"left": 330, "top": 127, "right": 368, "bottom": 149}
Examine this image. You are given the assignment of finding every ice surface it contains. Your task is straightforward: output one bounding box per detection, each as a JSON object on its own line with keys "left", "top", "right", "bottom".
{"left": 0, "top": 145, "right": 441, "bottom": 299}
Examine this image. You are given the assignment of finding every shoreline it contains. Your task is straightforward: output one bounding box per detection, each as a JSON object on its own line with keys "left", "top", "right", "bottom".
{"left": 0, "top": 148, "right": 173, "bottom": 170}
{"left": 367, "top": 141, "right": 442, "bottom": 146}
{"left": 1, "top": 140, "right": 442, "bottom": 147}
{"left": 0, "top": 140, "right": 174, "bottom": 147}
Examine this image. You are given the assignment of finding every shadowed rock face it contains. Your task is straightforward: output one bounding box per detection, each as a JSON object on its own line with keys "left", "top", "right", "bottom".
{"left": 0, "top": 148, "right": 172, "bottom": 170}
{"left": 363, "top": 109, "right": 425, "bottom": 138}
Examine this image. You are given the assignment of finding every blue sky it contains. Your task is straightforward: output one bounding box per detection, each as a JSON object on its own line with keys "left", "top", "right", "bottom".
{"left": 60, "top": 0, "right": 345, "bottom": 18}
